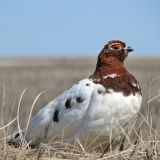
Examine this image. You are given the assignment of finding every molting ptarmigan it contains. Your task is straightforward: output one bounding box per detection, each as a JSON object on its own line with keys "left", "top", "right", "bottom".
{"left": 8, "top": 40, "right": 142, "bottom": 151}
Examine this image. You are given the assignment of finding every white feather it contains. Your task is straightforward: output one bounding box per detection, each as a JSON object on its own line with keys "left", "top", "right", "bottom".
{"left": 103, "top": 73, "right": 119, "bottom": 79}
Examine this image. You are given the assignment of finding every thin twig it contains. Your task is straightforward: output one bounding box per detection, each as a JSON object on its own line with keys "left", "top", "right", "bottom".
{"left": 24, "top": 91, "right": 46, "bottom": 140}
{"left": 17, "top": 89, "right": 27, "bottom": 139}
{"left": 0, "top": 117, "right": 17, "bottom": 130}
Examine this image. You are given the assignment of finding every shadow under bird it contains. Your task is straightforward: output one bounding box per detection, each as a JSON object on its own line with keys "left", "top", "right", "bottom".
{"left": 8, "top": 40, "right": 142, "bottom": 151}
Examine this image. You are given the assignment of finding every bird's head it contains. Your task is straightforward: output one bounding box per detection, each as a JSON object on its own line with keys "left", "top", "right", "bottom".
{"left": 101, "top": 40, "right": 134, "bottom": 62}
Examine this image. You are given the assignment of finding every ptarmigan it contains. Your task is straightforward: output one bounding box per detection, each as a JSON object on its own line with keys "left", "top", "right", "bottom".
{"left": 8, "top": 40, "right": 142, "bottom": 151}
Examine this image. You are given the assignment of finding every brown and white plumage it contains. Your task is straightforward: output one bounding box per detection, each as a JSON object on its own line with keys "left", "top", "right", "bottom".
{"left": 8, "top": 40, "right": 142, "bottom": 151}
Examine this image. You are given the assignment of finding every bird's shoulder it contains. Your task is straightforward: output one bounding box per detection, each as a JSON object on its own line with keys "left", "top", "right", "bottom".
{"left": 49, "top": 78, "right": 100, "bottom": 122}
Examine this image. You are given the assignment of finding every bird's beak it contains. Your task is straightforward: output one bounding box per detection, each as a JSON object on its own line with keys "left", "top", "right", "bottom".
{"left": 126, "top": 46, "right": 134, "bottom": 52}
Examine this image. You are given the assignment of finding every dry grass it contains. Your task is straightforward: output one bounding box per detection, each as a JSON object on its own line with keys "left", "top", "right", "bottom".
{"left": 0, "top": 57, "right": 160, "bottom": 159}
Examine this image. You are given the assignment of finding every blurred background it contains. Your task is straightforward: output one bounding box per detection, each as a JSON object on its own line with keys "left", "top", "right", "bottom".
{"left": 0, "top": 0, "right": 160, "bottom": 135}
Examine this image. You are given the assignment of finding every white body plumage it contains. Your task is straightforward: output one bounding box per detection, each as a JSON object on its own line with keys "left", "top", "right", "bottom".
{"left": 10, "top": 78, "right": 142, "bottom": 148}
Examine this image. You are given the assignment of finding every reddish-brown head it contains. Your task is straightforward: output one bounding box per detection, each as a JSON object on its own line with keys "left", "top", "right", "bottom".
{"left": 101, "top": 40, "right": 134, "bottom": 62}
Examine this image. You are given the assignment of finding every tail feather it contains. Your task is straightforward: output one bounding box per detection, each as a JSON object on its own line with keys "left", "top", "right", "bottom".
{"left": 7, "top": 130, "right": 25, "bottom": 147}
{"left": 7, "top": 130, "right": 37, "bottom": 148}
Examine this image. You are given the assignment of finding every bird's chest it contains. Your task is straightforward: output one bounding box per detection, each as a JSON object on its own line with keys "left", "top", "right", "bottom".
{"left": 82, "top": 90, "right": 142, "bottom": 136}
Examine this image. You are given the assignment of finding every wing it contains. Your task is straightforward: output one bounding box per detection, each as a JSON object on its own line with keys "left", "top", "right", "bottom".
{"left": 24, "top": 78, "right": 96, "bottom": 146}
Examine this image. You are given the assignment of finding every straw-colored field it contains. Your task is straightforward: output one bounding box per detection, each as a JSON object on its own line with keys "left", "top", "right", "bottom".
{"left": 0, "top": 57, "right": 160, "bottom": 159}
